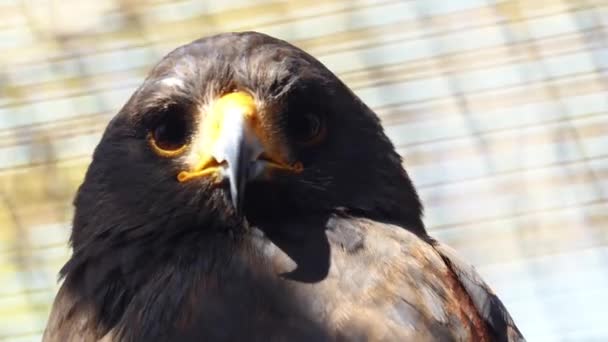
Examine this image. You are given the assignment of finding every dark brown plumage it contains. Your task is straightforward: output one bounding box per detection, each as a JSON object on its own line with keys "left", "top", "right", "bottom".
{"left": 44, "top": 31, "right": 524, "bottom": 341}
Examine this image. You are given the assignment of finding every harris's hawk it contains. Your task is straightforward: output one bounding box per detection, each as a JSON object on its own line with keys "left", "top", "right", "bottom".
{"left": 44, "top": 32, "right": 524, "bottom": 341}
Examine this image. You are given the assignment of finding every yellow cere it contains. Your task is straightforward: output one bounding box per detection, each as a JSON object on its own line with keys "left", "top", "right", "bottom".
{"left": 177, "top": 91, "right": 303, "bottom": 183}
{"left": 214, "top": 91, "right": 258, "bottom": 120}
{"left": 177, "top": 91, "right": 258, "bottom": 183}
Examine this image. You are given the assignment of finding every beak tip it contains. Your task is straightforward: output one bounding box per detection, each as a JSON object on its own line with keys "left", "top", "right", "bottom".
{"left": 230, "top": 193, "right": 242, "bottom": 217}
{"left": 228, "top": 176, "right": 242, "bottom": 216}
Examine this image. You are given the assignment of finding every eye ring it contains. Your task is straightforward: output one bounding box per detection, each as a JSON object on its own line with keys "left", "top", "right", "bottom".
{"left": 148, "top": 114, "right": 190, "bottom": 158}
{"left": 148, "top": 133, "right": 188, "bottom": 158}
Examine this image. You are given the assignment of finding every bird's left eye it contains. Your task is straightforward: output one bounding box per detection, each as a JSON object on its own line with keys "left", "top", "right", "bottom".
{"left": 148, "top": 114, "right": 189, "bottom": 157}
{"left": 288, "top": 112, "right": 326, "bottom": 146}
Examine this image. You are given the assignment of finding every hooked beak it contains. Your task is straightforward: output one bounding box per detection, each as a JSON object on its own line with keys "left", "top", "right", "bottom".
{"left": 210, "top": 99, "right": 263, "bottom": 215}
{"left": 177, "top": 91, "right": 302, "bottom": 215}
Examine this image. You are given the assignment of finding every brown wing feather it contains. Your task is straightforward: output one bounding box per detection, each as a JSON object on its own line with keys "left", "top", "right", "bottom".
{"left": 43, "top": 283, "right": 113, "bottom": 342}
{"left": 322, "top": 216, "right": 524, "bottom": 341}
{"left": 433, "top": 242, "right": 525, "bottom": 342}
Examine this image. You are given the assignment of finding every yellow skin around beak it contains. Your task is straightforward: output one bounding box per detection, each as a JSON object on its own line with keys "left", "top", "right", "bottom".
{"left": 177, "top": 91, "right": 302, "bottom": 211}
{"left": 177, "top": 92, "right": 258, "bottom": 183}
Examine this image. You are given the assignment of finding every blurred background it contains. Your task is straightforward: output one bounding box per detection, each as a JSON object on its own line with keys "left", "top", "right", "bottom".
{"left": 0, "top": 0, "right": 607, "bottom": 340}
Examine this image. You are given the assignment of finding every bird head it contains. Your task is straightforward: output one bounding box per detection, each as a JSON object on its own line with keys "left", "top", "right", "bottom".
{"left": 70, "top": 32, "right": 424, "bottom": 248}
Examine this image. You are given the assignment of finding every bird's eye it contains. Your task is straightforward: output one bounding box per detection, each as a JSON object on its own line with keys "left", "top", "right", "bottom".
{"left": 289, "top": 112, "right": 326, "bottom": 146}
{"left": 148, "top": 113, "right": 189, "bottom": 157}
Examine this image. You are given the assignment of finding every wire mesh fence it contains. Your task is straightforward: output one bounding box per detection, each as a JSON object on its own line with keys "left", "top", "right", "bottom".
{"left": 0, "top": 0, "right": 607, "bottom": 340}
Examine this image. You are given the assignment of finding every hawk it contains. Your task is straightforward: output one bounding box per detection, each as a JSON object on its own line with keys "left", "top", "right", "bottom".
{"left": 44, "top": 32, "right": 524, "bottom": 341}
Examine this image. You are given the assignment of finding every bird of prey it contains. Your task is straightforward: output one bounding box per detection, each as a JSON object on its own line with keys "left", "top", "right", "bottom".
{"left": 44, "top": 32, "right": 524, "bottom": 341}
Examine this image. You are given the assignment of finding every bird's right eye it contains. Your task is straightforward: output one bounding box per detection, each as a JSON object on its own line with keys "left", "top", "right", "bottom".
{"left": 148, "top": 113, "right": 190, "bottom": 157}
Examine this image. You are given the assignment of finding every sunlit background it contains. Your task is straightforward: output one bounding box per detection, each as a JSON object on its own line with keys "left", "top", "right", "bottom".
{"left": 0, "top": 0, "right": 607, "bottom": 340}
